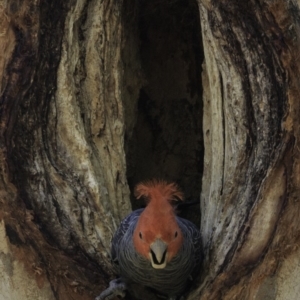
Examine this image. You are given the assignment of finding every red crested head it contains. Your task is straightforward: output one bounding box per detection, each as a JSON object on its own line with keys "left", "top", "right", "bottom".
{"left": 132, "top": 180, "right": 184, "bottom": 269}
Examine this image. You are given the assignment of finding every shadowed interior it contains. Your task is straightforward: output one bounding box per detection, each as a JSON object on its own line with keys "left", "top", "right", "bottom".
{"left": 123, "top": 0, "right": 204, "bottom": 216}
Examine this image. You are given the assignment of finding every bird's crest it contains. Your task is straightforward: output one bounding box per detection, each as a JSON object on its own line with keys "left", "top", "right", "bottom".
{"left": 134, "top": 179, "right": 184, "bottom": 205}
{"left": 133, "top": 180, "right": 185, "bottom": 266}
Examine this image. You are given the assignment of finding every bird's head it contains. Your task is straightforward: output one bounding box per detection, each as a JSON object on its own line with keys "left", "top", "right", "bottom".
{"left": 132, "top": 180, "right": 184, "bottom": 269}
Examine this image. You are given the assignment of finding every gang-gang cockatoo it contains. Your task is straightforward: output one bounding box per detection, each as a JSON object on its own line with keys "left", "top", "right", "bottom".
{"left": 96, "top": 180, "right": 202, "bottom": 300}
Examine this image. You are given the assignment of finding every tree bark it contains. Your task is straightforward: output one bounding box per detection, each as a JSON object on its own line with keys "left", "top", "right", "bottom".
{"left": 0, "top": 0, "right": 300, "bottom": 300}
{"left": 195, "top": 0, "right": 300, "bottom": 299}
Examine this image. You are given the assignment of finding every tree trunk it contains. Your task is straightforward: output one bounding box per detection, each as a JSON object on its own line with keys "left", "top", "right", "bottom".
{"left": 0, "top": 0, "right": 300, "bottom": 300}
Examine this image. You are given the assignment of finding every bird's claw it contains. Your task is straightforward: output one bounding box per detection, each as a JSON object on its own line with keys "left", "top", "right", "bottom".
{"left": 95, "top": 278, "right": 127, "bottom": 300}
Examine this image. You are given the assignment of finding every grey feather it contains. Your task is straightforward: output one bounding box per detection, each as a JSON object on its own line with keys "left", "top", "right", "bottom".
{"left": 111, "top": 208, "right": 202, "bottom": 299}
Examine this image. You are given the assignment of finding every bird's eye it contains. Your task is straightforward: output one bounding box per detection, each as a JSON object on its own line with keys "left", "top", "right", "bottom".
{"left": 139, "top": 232, "right": 143, "bottom": 239}
{"left": 174, "top": 231, "right": 178, "bottom": 238}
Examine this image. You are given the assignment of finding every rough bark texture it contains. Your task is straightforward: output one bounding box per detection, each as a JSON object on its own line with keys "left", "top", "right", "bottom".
{"left": 0, "top": 0, "right": 131, "bottom": 299}
{"left": 194, "top": 0, "right": 300, "bottom": 299}
{"left": 0, "top": 0, "right": 300, "bottom": 300}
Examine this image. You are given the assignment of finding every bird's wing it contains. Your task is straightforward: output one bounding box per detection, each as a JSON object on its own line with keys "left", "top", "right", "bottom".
{"left": 111, "top": 208, "right": 144, "bottom": 265}
{"left": 178, "top": 217, "right": 203, "bottom": 276}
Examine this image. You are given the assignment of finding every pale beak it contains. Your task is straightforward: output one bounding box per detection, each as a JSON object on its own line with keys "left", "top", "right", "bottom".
{"left": 150, "top": 239, "right": 168, "bottom": 269}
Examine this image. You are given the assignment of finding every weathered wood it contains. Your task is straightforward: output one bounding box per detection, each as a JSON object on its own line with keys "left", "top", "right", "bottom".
{"left": 200, "top": 0, "right": 287, "bottom": 273}
{"left": 8, "top": 0, "right": 131, "bottom": 259}
{"left": 1, "top": 0, "right": 131, "bottom": 298}
{"left": 193, "top": 0, "right": 300, "bottom": 299}
{"left": 0, "top": 0, "right": 300, "bottom": 299}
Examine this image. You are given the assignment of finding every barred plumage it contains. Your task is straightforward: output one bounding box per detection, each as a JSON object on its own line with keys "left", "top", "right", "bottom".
{"left": 112, "top": 209, "right": 202, "bottom": 298}
{"left": 97, "top": 180, "right": 202, "bottom": 300}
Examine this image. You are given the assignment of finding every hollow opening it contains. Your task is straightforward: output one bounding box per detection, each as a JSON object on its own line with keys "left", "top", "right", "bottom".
{"left": 123, "top": 0, "right": 204, "bottom": 215}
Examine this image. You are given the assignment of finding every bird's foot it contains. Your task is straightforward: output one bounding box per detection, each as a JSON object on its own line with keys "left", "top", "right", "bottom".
{"left": 95, "top": 278, "right": 127, "bottom": 300}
